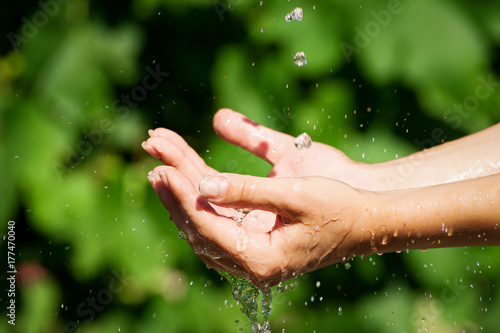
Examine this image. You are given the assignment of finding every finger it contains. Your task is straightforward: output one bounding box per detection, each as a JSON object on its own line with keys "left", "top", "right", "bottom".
{"left": 160, "top": 167, "right": 242, "bottom": 249}
{"left": 148, "top": 166, "right": 193, "bottom": 234}
{"left": 150, "top": 163, "right": 242, "bottom": 220}
{"left": 212, "top": 108, "right": 295, "bottom": 166}
{"left": 142, "top": 132, "right": 215, "bottom": 184}
{"left": 199, "top": 173, "right": 311, "bottom": 217}
{"left": 143, "top": 128, "right": 211, "bottom": 171}
{"left": 149, "top": 168, "right": 244, "bottom": 271}
{"left": 148, "top": 128, "right": 206, "bottom": 165}
{"left": 149, "top": 166, "right": 216, "bottom": 247}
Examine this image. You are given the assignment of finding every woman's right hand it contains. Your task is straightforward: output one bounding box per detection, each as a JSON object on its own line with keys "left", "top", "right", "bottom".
{"left": 150, "top": 168, "right": 373, "bottom": 288}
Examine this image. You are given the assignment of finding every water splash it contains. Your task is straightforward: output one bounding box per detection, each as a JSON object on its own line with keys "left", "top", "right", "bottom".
{"left": 285, "top": 7, "right": 303, "bottom": 22}
{"left": 294, "top": 132, "right": 312, "bottom": 150}
{"left": 217, "top": 269, "right": 272, "bottom": 333}
{"left": 293, "top": 52, "right": 307, "bottom": 66}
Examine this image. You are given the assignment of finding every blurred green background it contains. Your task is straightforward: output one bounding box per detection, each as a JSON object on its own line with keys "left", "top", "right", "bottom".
{"left": 1, "top": 0, "right": 500, "bottom": 332}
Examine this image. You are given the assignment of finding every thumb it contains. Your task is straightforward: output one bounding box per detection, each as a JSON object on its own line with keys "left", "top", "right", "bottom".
{"left": 199, "top": 173, "right": 305, "bottom": 214}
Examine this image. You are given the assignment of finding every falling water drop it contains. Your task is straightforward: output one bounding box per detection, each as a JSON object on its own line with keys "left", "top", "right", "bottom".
{"left": 294, "top": 132, "right": 312, "bottom": 150}
{"left": 293, "top": 52, "right": 307, "bottom": 66}
{"left": 285, "top": 7, "right": 303, "bottom": 22}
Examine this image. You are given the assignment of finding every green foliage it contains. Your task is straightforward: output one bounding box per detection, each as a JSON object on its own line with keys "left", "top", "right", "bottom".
{"left": 1, "top": 0, "right": 500, "bottom": 332}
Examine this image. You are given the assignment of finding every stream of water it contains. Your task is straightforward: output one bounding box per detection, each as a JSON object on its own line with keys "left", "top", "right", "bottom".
{"left": 217, "top": 269, "right": 273, "bottom": 333}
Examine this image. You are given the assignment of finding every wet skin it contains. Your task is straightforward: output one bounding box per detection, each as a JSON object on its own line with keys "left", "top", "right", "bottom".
{"left": 143, "top": 109, "right": 500, "bottom": 287}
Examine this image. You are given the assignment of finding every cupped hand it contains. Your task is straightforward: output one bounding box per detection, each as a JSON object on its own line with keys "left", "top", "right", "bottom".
{"left": 151, "top": 168, "right": 371, "bottom": 287}
{"left": 142, "top": 109, "right": 373, "bottom": 286}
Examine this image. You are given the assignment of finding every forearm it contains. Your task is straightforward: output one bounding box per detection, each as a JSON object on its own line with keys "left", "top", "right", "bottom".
{"left": 369, "top": 123, "right": 500, "bottom": 190}
{"left": 361, "top": 173, "right": 500, "bottom": 256}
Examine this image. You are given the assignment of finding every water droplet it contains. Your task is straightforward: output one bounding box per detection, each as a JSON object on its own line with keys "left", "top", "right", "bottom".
{"left": 294, "top": 132, "right": 312, "bottom": 150}
{"left": 285, "top": 7, "right": 303, "bottom": 22}
{"left": 344, "top": 262, "right": 351, "bottom": 270}
{"left": 338, "top": 306, "right": 343, "bottom": 315}
{"left": 316, "top": 281, "right": 321, "bottom": 288}
{"left": 293, "top": 52, "right": 307, "bottom": 66}
{"left": 178, "top": 231, "right": 188, "bottom": 240}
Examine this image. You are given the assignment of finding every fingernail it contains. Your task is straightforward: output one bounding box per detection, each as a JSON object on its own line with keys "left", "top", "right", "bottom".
{"left": 148, "top": 129, "right": 155, "bottom": 137}
{"left": 141, "top": 141, "right": 152, "bottom": 150}
{"left": 147, "top": 171, "right": 156, "bottom": 185}
{"left": 156, "top": 169, "right": 164, "bottom": 181}
{"left": 200, "top": 176, "right": 228, "bottom": 198}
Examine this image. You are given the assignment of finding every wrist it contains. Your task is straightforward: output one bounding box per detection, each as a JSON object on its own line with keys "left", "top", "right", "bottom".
{"left": 323, "top": 189, "right": 391, "bottom": 262}
{"left": 362, "top": 153, "right": 436, "bottom": 191}
{"left": 341, "top": 161, "right": 392, "bottom": 192}
{"left": 361, "top": 176, "right": 500, "bottom": 256}
{"left": 357, "top": 186, "right": 448, "bottom": 257}
{"left": 350, "top": 161, "right": 407, "bottom": 192}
